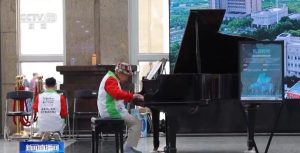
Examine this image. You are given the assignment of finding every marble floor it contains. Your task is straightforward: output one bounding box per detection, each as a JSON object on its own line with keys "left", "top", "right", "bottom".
{"left": 1, "top": 134, "right": 300, "bottom": 153}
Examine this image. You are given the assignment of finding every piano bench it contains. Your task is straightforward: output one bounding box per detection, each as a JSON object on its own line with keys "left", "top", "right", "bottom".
{"left": 91, "top": 117, "right": 125, "bottom": 153}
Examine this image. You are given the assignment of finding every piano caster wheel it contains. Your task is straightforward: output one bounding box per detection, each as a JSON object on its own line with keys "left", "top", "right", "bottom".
{"left": 163, "top": 146, "right": 169, "bottom": 152}
{"left": 244, "top": 149, "right": 256, "bottom": 153}
{"left": 163, "top": 146, "right": 176, "bottom": 153}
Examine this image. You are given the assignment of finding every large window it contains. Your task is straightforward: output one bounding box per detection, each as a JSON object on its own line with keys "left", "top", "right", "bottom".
{"left": 21, "top": 62, "right": 63, "bottom": 85}
{"left": 18, "top": 0, "right": 65, "bottom": 84}
{"left": 139, "top": 0, "right": 169, "bottom": 54}
{"left": 133, "top": 0, "right": 169, "bottom": 89}
{"left": 168, "top": 0, "right": 300, "bottom": 99}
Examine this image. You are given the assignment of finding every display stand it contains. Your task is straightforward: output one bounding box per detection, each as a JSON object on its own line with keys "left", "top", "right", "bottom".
{"left": 239, "top": 40, "right": 284, "bottom": 153}
{"left": 264, "top": 102, "right": 284, "bottom": 153}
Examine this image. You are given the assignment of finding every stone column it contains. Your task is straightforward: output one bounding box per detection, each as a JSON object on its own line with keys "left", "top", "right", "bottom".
{"left": 1, "top": 0, "right": 19, "bottom": 134}
{"left": 65, "top": 0, "right": 96, "bottom": 65}
{"left": 99, "top": 0, "right": 129, "bottom": 64}
{"left": 65, "top": 0, "right": 129, "bottom": 65}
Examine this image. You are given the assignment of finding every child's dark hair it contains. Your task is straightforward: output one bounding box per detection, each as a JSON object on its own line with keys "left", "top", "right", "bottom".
{"left": 45, "top": 77, "right": 56, "bottom": 87}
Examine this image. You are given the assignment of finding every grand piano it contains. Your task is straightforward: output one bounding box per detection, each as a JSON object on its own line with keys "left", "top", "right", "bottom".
{"left": 141, "top": 9, "right": 255, "bottom": 153}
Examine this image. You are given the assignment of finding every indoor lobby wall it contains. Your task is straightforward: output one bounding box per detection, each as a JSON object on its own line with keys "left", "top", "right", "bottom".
{"left": 0, "top": 0, "right": 130, "bottom": 134}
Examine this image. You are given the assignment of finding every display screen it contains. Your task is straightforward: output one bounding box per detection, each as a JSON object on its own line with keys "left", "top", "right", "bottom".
{"left": 239, "top": 41, "right": 283, "bottom": 101}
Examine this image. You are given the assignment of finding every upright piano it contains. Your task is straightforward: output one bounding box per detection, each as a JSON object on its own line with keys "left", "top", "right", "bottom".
{"left": 141, "top": 9, "right": 255, "bottom": 153}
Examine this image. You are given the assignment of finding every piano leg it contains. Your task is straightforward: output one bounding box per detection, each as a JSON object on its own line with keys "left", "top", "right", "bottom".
{"left": 164, "top": 115, "right": 169, "bottom": 152}
{"left": 165, "top": 113, "right": 177, "bottom": 153}
{"left": 244, "top": 104, "right": 259, "bottom": 152}
{"left": 151, "top": 109, "right": 160, "bottom": 151}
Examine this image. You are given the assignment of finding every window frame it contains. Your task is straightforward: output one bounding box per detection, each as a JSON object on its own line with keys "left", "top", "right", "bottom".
{"left": 17, "top": 0, "right": 66, "bottom": 75}
{"left": 129, "top": 0, "right": 169, "bottom": 64}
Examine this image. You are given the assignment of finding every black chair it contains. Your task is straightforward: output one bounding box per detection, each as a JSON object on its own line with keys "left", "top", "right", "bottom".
{"left": 56, "top": 90, "right": 71, "bottom": 139}
{"left": 72, "top": 89, "right": 98, "bottom": 138}
{"left": 4, "top": 91, "right": 33, "bottom": 140}
{"left": 91, "top": 117, "right": 125, "bottom": 153}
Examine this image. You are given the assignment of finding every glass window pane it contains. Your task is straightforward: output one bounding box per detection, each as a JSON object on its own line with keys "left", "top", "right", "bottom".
{"left": 21, "top": 62, "right": 63, "bottom": 88}
{"left": 138, "top": 0, "right": 169, "bottom": 53}
{"left": 20, "top": 0, "right": 64, "bottom": 55}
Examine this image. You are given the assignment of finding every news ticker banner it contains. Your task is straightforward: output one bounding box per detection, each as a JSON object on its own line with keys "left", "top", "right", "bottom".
{"left": 20, "top": 141, "right": 64, "bottom": 153}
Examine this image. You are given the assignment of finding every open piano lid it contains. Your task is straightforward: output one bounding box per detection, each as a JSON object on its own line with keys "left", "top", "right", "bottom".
{"left": 188, "top": 9, "right": 225, "bottom": 32}
{"left": 174, "top": 9, "right": 253, "bottom": 74}
{"left": 144, "top": 9, "right": 255, "bottom": 102}
{"left": 174, "top": 9, "right": 226, "bottom": 74}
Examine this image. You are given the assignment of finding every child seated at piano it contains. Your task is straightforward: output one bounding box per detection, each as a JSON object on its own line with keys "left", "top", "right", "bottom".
{"left": 97, "top": 62, "right": 144, "bottom": 153}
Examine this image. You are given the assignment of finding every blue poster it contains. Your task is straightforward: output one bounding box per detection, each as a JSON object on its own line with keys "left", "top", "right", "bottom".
{"left": 240, "top": 41, "right": 283, "bottom": 101}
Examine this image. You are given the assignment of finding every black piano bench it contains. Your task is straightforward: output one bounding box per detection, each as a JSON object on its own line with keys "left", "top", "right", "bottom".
{"left": 91, "top": 117, "right": 125, "bottom": 153}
